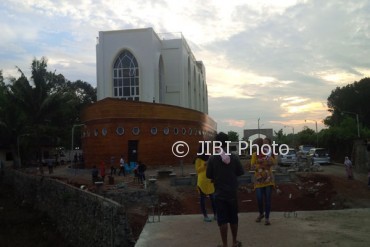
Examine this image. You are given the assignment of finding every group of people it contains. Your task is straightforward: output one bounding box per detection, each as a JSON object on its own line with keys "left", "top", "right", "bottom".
{"left": 92, "top": 154, "right": 147, "bottom": 185}
{"left": 195, "top": 132, "right": 275, "bottom": 247}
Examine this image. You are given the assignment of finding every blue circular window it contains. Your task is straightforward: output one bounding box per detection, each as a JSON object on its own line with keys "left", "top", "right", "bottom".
{"left": 116, "top": 127, "right": 124, "bottom": 135}
{"left": 151, "top": 127, "right": 158, "bottom": 135}
{"left": 102, "top": 128, "right": 107, "bottom": 136}
{"left": 132, "top": 127, "right": 140, "bottom": 135}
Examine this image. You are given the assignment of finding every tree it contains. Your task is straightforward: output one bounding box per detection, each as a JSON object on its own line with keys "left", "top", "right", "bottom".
{"left": 1, "top": 57, "right": 96, "bottom": 166}
{"left": 296, "top": 126, "right": 316, "bottom": 146}
{"left": 325, "top": 77, "right": 370, "bottom": 129}
{"left": 227, "top": 131, "right": 239, "bottom": 141}
{"left": 322, "top": 77, "right": 370, "bottom": 162}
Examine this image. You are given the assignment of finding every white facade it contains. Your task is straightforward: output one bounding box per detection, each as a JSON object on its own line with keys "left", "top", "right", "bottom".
{"left": 96, "top": 28, "right": 208, "bottom": 113}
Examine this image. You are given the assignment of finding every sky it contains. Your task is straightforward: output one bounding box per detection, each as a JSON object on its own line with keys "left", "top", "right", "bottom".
{"left": 1, "top": 0, "right": 369, "bottom": 139}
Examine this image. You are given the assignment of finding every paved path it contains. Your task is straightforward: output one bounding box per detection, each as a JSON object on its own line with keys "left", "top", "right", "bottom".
{"left": 136, "top": 209, "right": 370, "bottom": 247}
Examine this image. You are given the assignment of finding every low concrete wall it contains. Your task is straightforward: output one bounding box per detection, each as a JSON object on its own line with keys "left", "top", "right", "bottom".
{"left": 3, "top": 169, "right": 134, "bottom": 247}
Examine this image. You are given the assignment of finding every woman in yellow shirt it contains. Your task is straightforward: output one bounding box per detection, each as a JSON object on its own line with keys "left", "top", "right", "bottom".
{"left": 250, "top": 137, "right": 275, "bottom": 225}
{"left": 195, "top": 150, "right": 216, "bottom": 222}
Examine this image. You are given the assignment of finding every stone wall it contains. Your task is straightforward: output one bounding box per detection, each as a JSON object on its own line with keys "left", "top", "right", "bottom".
{"left": 3, "top": 169, "right": 134, "bottom": 247}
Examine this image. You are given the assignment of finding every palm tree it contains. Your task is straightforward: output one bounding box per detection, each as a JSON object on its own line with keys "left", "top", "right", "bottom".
{"left": 2, "top": 57, "right": 96, "bottom": 166}
{"left": 7, "top": 57, "right": 75, "bottom": 165}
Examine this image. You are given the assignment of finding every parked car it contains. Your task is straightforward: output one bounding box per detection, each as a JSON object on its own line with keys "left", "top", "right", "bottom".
{"left": 297, "top": 145, "right": 315, "bottom": 160}
{"left": 278, "top": 148, "right": 297, "bottom": 166}
{"left": 307, "top": 148, "right": 330, "bottom": 165}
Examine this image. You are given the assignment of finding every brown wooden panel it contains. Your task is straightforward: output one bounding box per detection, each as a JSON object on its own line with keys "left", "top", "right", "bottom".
{"left": 81, "top": 99, "right": 217, "bottom": 168}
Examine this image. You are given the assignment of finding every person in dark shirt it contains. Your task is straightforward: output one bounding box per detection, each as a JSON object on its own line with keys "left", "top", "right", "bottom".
{"left": 206, "top": 132, "right": 244, "bottom": 247}
{"left": 91, "top": 165, "right": 99, "bottom": 184}
{"left": 137, "top": 162, "right": 147, "bottom": 184}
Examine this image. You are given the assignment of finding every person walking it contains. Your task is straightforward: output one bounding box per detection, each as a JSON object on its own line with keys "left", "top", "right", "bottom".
{"left": 251, "top": 137, "right": 276, "bottom": 226}
{"left": 195, "top": 146, "right": 216, "bottom": 222}
{"left": 206, "top": 132, "right": 244, "bottom": 247}
{"left": 344, "top": 156, "right": 353, "bottom": 180}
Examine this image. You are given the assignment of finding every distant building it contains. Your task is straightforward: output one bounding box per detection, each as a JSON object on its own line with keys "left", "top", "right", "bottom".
{"left": 81, "top": 28, "right": 216, "bottom": 167}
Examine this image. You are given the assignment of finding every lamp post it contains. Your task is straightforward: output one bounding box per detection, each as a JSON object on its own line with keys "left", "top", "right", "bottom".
{"left": 17, "top": 133, "right": 30, "bottom": 168}
{"left": 305, "top": 119, "right": 318, "bottom": 147}
{"left": 341, "top": 111, "right": 360, "bottom": 138}
{"left": 258, "top": 118, "right": 260, "bottom": 138}
{"left": 284, "top": 125, "right": 295, "bottom": 147}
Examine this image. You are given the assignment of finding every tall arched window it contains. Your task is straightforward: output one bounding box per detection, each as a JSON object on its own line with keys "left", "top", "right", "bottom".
{"left": 113, "top": 50, "right": 139, "bottom": 101}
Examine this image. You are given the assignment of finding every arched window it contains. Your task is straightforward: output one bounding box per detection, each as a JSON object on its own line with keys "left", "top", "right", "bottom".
{"left": 113, "top": 50, "right": 139, "bottom": 101}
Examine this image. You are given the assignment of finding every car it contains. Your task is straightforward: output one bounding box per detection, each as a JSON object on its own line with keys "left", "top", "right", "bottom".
{"left": 297, "top": 145, "right": 315, "bottom": 160}
{"left": 278, "top": 148, "right": 297, "bottom": 166}
{"left": 307, "top": 148, "right": 330, "bottom": 165}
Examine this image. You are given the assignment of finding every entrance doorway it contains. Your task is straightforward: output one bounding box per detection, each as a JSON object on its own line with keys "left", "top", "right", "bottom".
{"left": 128, "top": 140, "right": 138, "bottom": 164}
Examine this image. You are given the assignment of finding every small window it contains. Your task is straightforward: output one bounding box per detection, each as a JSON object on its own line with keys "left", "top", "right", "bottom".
{"left": 116, "top": 127, "right": 124, "bottom": 135}
{"left": 132, "top": 127, "right": 140, "bottom": 135}
{"left": 94, "top": 129, "right": 99, "bottom": 136}
{"left": 163, "top": 127, "right": 169, "bottom": 135}
{"left": 182, "top": 128, "right": 186, "bottom": 135}
{"left": 151, "top": 127, "right": 158, "bottom": 135}
{"left": 174, "top": 128, "right": 179, "bottom": 135}
{"left": 102, "top": 128, "right": 108, "bottom": 136}
{"left": 188, "top": 128, "right": 192, "bottom": 135}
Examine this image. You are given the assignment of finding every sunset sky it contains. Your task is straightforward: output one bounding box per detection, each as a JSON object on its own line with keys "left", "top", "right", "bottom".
{"left": 1, "top": 0, "right": 369, "bottom": 138}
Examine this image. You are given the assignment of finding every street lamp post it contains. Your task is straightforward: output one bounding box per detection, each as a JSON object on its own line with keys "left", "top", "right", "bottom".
{"left": 342, "top": 111, "right": 360, "bottom": 138}
{"left": 284, "top": 125, "right": 295, "bottom": 147}
{"left": 258, "top": 118, "right": 260, "bottom": 138}
{"left": 305, "top": 120, "right": 318, "bottom": 147}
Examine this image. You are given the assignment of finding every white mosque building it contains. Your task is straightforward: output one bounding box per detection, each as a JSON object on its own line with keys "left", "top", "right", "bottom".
{"left": 81, "top": 28, "right": 216, "bottom": 167}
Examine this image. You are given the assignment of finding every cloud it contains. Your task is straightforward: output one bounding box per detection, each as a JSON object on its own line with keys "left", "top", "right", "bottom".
{"left": 0, "top": 0, "right": 369, "bottom": 139}
{"left": 222, "top": 119, "right": 246, "bottom": 128}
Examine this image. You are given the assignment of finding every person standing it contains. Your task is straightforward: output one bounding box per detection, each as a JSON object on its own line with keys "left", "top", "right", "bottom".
{"left": 100, "top": 161, "right": 106, "bottom": 182}
{"left": 195, "top": 146, "right": 216, "bottom": 222}
{"left": 91, "top": 165, "right": 99, "bottom": 184}
{"left": 118, "top": 155, "right": 125, "bottom": 176}
{"left": 47, "top": 159, "right": 53, "bottom": 174}
{"left": 110, "top": 156, "right": 116, "bottom": 176}
{"left": 251, "top": 137, "right": 276, "bottom": 226}
{"left": 206, "top": 132, "right": 244, "bottom": 247}
{"left": 344, "top": 156, "right": 353, "bottom": 180}
{"left": 137, "top": 162, "right": 147, "bottom": 184}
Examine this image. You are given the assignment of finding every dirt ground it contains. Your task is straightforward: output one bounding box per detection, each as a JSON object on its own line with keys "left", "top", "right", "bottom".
{"left": 128, "top": 163, "right": 370, "bottom": 242}
{"left": 1, "top": 162, "right": 370, "bottom": 246}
